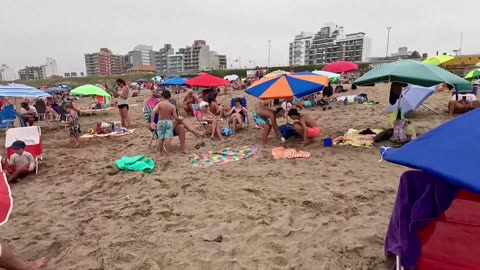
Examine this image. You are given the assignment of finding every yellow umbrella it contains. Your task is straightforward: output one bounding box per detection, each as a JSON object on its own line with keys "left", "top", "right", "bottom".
{"left": 264, "top": 70, "right": 290, "bottom": 78}
{"left": 422, "top": 55, "right": 455, "bottom": 66}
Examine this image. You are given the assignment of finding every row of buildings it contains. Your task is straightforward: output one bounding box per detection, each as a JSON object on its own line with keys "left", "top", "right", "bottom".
{"left": 0, "top": 58, "right": 60, "bottom": 81}
{"left": 84, "top": 40, "right": 227, "bottom": 77}
{"left": 289, "top": 23, "right": 372, "bottom": 66}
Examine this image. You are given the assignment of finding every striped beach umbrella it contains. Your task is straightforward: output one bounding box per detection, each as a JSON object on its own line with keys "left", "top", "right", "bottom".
{"left": 245, "top": 74, "right": 328, "bottom": 99}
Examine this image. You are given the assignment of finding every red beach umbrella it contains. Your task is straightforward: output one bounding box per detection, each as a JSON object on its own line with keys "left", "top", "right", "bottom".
{"left": 186, "top": 74, "right": 231, "bottom": 88}
{"left": 322, "top": 61, "right": 359, "bottom": 74}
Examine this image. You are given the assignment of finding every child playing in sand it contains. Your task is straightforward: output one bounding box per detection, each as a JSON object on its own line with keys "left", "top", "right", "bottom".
{"left": 253, "top": 107, "right": 285, "bottom": 146}
{"left": 1, "top": 140, "right": 35, "bottom": 183}
{"left": 151, "top": 90, "right": 179, "bottom": 156}
{"left": 65, "top": 103, "right": 81, "bottom": 148}
{"left": 287, "top": 109, "right": 320, "bottom": 146}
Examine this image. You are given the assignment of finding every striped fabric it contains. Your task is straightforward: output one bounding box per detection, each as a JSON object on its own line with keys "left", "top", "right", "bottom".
{"left": 272, "top": 147, "right": 311, "bottom": 159}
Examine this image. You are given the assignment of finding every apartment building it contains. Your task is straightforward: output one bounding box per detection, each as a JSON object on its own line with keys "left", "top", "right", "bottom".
{"left": 125, "top": 44, "right": 155, "bottom": 69}
{"left": 155, "top": 44, "right": 174, "bottom": 73}
{"left": 0, "top": 64, "right": 17, "bottom": 81}
{"left": 178, "top": 40, "right": 227, "bottom": 72}
{"left": 167, "top": 54, "right": 184, "bottom": 73}
{"left": 18, "top": 66, "right": 46, "bottom": 80}
{"left": 84, "top": 48, "right": 125, "bottom": 76}
{"left": 289, "top": 23, "right": 371, "bottom": 66}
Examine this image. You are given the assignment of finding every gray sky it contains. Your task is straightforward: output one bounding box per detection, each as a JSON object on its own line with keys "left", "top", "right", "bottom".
{"left": 1, "top": 0, "right": 477, "bottom": 73}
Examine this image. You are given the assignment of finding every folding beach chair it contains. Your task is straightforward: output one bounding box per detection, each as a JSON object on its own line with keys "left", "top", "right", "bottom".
{"left": 229, "top": 97, "right": 249, "bottom": 129}
{"left": 3, "top": 127, "right": 44, "bottom": 174}
{"left": 143, "top": 106, "right": 158, "bottom": 149}
{"left": 0, "top": 105, "right": 17, "bottom": 130}
{"left": 33, "top": 99, "right": 54, "bottom": 130}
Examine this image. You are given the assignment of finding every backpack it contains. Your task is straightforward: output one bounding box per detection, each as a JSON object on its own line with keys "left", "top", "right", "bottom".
{"left": 391, "top": 119, "right": 408, "bottom": 143}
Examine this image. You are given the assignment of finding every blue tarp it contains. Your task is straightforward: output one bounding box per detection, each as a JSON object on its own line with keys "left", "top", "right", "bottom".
{"left": 160, "top": 77, "right": 187, "bottom": 86}
{"left": 0, "top": 84, "right": 51, "bottom": 98}
{"left": 387, "top": 85, "right": 436, "bottom": 116}
{"left": 380, "top": 108, "right": 480, "bottom": 193}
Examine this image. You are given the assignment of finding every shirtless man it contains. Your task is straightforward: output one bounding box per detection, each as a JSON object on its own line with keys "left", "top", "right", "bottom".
{"left": 448, "top": 96, "right": 480, "bottom": 118}
{"left": 151, "top": 90, "right": 178, "bottom": 156}
{"left": 288, "top": 109, "right": 320, "bottom": 146}
{"left": 253, "top": 107, "right": 285, "bottom": 146}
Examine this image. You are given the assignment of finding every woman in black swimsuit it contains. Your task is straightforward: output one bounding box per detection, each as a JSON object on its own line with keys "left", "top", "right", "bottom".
{"left": 228, "top": 98, "right": 247, "bottom": 134}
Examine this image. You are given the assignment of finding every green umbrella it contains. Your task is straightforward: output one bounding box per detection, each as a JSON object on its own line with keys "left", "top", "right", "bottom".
{"left": 422, "top": 55, "right": 455, "bottom": 66}
{"left": 312, "top": 70, "right": 340, "bottom": 82}
{"left": 71, "top": 84, "right": 111, "bottom": 97}
{"left": 465, "top": 69, "right": 480, "bottom": 80}
{"left": 354, "top": 60, "right": 472, "bottom": 91}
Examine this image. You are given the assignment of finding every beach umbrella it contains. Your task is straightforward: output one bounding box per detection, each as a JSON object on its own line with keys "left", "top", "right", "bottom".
{"left": 380, "top": 108, "right": 480, "bottom": 193}
{"left": 386, "top": 85, "right": 436, "bottom": 116}
{"left": 354, "top": 60, "right": 472, "bottom": 91}
{"left": 245, "top": 74, "right": 328, "bottom": 100}
{"left": 44, "top": 87, "right": 69, "bottom": 94}
{"left": 224, "top": 74, "right": 239, "bottom": 81}
{"left": 322, "top": 61, "right": 358, "bottom": 73}
{"left": 160, "top": 77, "right": 187, "bottom": 86}
{"left": 464, "top": 69, "right": 480, "bottom": 80}
{"left": 0, "top": 84, "right": 51, "bottom": 98}
{"left": 311, "top": 70, "right": 341, "bottom": 82}
{"left": 475, "top": 62, "right": 480, "bottom": 68}
{"left": 185, "top": 74, "right": 230, "bottom": 87}
{"left": 264, "top": 70, "right": 290, "bottom": 78}
{"left": 151, "top": 76, "right": 162, "bottom": 81}
{"left": 71, "top": 84, "right": 111, "bottom": 97}
{"left": 0, "top": 173, "right": 12, "bottom": 226}
{"left": 422, "top": 55, "right": 455, "bottom": 66}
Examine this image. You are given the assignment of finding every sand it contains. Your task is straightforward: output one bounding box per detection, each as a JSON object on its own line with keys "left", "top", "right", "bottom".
{"left": 0, "top": 84, "right": 452, "bottom": 269}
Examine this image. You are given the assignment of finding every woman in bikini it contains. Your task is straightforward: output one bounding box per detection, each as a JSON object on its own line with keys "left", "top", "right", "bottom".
{"left": 228, "top": 98, "right": 247, "bottom": 134}
{"left": 197, "top": 101, "right": 224, "bottom": 140}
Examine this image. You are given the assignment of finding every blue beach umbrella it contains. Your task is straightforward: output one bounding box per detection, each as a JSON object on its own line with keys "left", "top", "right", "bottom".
{"left": 380, "top": 108, "right": 480, "bottom": 193}
{"left": 0, "top": 84, "right": 51, "bottom": 98}
{"left": 386, "top": 85, "right": 436, "bottom": 116}
{"left": 160, "top": 77, "right": 187, "bottom": 86}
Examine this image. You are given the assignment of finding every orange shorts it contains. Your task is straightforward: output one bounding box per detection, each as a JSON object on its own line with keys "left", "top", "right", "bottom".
{"left": 307, "top": 127, "right": 320, "bottom": 138}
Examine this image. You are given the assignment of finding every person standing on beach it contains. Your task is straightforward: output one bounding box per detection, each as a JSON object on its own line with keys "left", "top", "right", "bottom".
{"left": 116, "top": 79, "right": 131, "bottom": 128}
{"left": 252, "top": 107, "right": 285, "bottom": 146}
{"left": 151, "top": 90, "right": 178, "bottom": 156}
{"left": 287, "top": 109, "right": 320, "bottom": 146}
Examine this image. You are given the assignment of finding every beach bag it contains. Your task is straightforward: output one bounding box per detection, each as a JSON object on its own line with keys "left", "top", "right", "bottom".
{"left": 221, "top": 128, "right": 233, "bottom": 136}
{"left": 96, "top": 122, "right": 114, "bottom": 134}
{"left": 391, "top": 119, "right": 408, "bottom": 143}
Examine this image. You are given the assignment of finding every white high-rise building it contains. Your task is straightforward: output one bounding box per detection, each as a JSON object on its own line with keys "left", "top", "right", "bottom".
{"left": 0, "top": 64, "right": 17, "bottom": 81}
{"left": 289, "top": 32, "right": 313, "bottom": 66}
{"left": 44, "top": 57, "right": 58, "bottom": 78}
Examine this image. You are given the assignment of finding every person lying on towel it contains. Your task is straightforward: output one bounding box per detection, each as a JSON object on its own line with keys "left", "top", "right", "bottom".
{"left": 448, "top": 94, "right": 480, "bottom": 119}
{"left": 287, "top": 109, "right": 320, "bottom": 146}
{"left": 1, "top": 141, "right": 35, "bottom": 183}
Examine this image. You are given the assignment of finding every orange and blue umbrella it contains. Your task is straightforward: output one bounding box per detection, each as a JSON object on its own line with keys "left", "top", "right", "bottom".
{"left": 245, "top": 74, "right": 328, "bottom": 100}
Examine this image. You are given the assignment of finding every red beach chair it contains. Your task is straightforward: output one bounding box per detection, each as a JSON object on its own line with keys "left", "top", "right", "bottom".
{"left": 4, "top": 127, "right": 43, "bottom": 174}
{"left": 0, "top": 172, "right": 12, "bottom": 225}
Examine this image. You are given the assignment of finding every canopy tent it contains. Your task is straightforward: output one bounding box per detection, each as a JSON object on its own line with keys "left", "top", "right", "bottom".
{"left": 322, "top": 61, "right": 358, "bottom": 73}
{"left": 0, "top": 84, "right": 51, "bottom": 98}
{"left": 422, "top": 55, "right": 455, "bottom": 66}
{"left": 387, "top": 85, "right": 437, "bottom": 116}
{"left": 71, "top": 84, "right": 111, "bottom": 97}
{"left": 354, "top": 60, "right": 472, "bottom": 91}
{"left": 160, "top": 77, "right": 187, "bottom": 86}
{"left": 245, "top": 74, "right": 328, "bottom": 99}
{"left": 185, "top": 74, "right": 230, "bottom": 87}
{"left": 380, "top": 108, "right": 480, "bottom": 193}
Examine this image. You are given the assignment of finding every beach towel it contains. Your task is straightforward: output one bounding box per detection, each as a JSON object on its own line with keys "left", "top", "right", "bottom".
{"left": 80, "top": 129, "right": 136, "bottom": 138}
{"left": 271, "top": 147, "right": 311, "bottom": 159}
{"left": 187, "top": 146, "right": 258, "bottom": 167}
{"left": 114, "top": 155, "right": 155, "bottom": 173}
{"left": 334, "top": 128, "right": 382, "bottom": 148}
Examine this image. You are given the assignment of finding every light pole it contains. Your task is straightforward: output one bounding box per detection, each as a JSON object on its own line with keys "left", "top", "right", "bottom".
{"left": 249, "top": 60, "right": 256, "bottom": 68}
{"left": 268, "top": 40, "right": 271, "bottom": 67}
{"left": 386, "top": 27, "right": 392, "bottom": 57}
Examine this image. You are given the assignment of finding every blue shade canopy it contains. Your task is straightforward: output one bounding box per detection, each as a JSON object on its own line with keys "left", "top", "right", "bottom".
{"left": 0, "top": 84, "right": 51, "bottom": 98}
{"left": 387, "top": 85, "right": 436, "bottom": 116}
{"left": 44, "top": 87, "right": 69, "bottom": 94}
{"left": 380, "top": 108, "right": 480, "bottom": 193}
{"left": 160, "top": 77, "right": 187, "bottom": 86}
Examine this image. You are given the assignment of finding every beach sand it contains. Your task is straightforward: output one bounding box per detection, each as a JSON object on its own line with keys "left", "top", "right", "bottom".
{"left": 0, "top": 84, "right": 452, "bottom": 269}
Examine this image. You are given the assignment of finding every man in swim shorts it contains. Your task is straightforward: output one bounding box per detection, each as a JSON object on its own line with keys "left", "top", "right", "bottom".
{"left": 287, "top": 109, "right": 320, "bottom": 146}
{"left": 151, "top": 90, "right": 178, "bottom": 156}
{"left": 253, "top": 107, "right": 285, "bottom": 146}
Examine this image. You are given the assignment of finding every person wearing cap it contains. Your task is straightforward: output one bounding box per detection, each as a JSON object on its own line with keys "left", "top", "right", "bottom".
{"left": 1, "top": 141, "right": 35, "bottom": 183}
{"left": 287, "top": 109, "right": 320, "bottom": 146}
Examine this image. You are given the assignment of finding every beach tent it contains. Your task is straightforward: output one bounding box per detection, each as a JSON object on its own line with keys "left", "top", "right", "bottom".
{"left": 386, "top": 85, "right": 437, "bottom": 116}
{"left": 245, "top": 74, "right": 328, "bottom": 99}
{"left": 322, "top": 61, "right": 358, "bottom": 74}
{"left": 380, "top": 109, "right": 480, "bottom": 269}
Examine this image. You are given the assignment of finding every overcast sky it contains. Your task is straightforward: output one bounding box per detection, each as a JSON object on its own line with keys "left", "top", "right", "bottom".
{"left": 1, "top": 0, "right": 477, "bottom": 73}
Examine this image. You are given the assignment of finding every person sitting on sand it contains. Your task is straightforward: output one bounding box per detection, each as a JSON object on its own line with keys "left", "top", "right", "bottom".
{"left": 65, "top": 103, "right": 81, "bottom": 148}
{"left": 253, "top": 107, "right": 285, "bottom": 146}
{"left": 448, "top": 94, "right": 480, "bottom": 118}
{"left": 228, "top": 98, "right": 247, "bottom": 134}
{"left": 20, "top": 102, "right": 38, "bottom": 126}
{"left": 197, "top": 101, "right": 224, "bottom": 140}
{"left": 288, "top": 109, "right": 320, "bottom": 146}
{"left": 151, "top": 90, "right": 179, "bottom": 156}
{"left": 0, "top": 241, "right": 48, "bottom": 270}
{"left": 281, "top": 99, "right": 293, "bottom": 117}
{"left": 1, "top": 141, "right": 35, "bottom": 183}
{"left": 183, "top": 90, "right": 199, "bottom": 116}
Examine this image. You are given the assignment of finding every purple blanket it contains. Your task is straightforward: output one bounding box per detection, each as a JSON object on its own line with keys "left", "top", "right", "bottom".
{"left": 385, "top": 170, "right": 458, "bottom": 270}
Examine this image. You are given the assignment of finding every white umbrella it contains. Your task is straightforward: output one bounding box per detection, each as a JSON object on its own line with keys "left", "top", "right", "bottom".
{"left": 224, "top": 75, "right": 239, "bottom": 81}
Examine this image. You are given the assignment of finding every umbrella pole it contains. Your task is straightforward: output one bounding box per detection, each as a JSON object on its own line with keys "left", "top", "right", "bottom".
{"left": 421, "top": 104, "right": 440, "bottom": 115}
